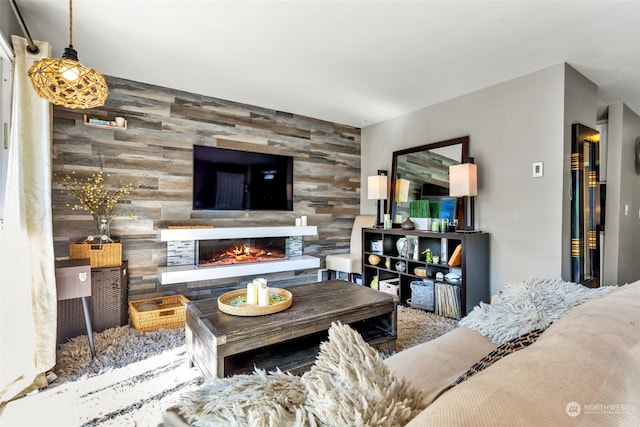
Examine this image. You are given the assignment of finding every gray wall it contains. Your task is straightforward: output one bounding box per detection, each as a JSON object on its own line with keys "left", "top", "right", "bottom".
{"left": 604, "top": 103, "right": 640, "bottom": 285}
{"left": 362, "top": 63, "right": 602, "bottom": 295}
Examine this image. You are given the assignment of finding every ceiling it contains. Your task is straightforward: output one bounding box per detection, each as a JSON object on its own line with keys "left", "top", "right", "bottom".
{"left": 12, "top": 0, "right": 640, "bottom": 128}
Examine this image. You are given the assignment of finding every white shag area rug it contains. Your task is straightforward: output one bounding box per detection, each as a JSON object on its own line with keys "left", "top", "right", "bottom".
{"left": 459, "top": 278, "right": 617, "bottom": 344}
{"left": 0, "top": 306, "right": 453, "bottom": 427}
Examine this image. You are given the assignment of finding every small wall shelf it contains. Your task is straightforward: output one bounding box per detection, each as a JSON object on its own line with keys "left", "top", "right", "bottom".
{"left": 83, "top": 114, "right": 127, "bottom": 130}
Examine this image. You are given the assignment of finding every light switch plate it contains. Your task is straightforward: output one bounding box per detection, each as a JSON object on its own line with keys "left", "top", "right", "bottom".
{"left": 532, "top": 161, "right": 544, "bottom": 178}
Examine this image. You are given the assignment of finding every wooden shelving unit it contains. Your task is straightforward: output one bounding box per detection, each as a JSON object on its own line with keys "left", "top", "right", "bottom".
{"left": 362, "top": 227, "right": 489, "bottom": 318}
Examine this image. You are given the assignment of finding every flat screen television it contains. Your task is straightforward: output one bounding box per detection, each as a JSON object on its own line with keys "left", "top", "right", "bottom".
{"left": 193, "top": 145, "right": 293, "bottom": 211}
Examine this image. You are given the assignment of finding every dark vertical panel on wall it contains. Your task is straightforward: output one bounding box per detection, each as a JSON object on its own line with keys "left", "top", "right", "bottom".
{"left": 570, "top": 123, "right": 600, "bottom": 288}
{"left": 51, "top": 76, "right": 361, "bottom": 299}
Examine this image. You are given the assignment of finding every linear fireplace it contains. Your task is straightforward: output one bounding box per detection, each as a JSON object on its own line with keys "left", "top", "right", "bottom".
{"left": 159, "top": 226, "right": 320, "bottom": 285}
{"left": 198, "top": 238, "right": 287, "bottom": 267}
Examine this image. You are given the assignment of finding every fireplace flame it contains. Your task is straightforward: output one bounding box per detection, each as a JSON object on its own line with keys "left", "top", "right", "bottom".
{"left": 199, "top": 243, "right": 284, "bottom": 267}
{"left": 224, "top": 245, "right": 270, "bottom": 260}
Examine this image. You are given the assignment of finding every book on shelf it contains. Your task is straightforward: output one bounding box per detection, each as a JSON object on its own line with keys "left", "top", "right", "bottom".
{"left": 435, "top": 282, "right": 461, "bottom": 320}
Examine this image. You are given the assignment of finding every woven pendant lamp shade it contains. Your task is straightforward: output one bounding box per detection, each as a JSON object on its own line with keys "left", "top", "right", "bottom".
{"left": 28, "top": 55, "right": 108, "bottom": 109}
{"left": 27, "top": 0, "right": 108, "bottom": 109}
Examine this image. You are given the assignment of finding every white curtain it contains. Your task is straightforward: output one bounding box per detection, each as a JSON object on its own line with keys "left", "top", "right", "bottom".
{"left": 0, "top": 36, "right": 56, "bottom": 404}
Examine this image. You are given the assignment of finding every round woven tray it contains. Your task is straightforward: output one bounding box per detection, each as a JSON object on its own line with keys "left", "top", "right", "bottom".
{"left": 217, "top": 287, "right": 293, "bottom": 316}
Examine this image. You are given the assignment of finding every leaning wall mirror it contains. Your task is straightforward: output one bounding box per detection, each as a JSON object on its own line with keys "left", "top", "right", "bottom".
{"left": 389, "top": 136, "right": 469, "bottom": 227}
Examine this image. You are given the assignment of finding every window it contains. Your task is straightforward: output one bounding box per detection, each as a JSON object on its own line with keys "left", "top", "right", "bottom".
{"left": 0, "top": 33, "right": 13, "bottom": 222}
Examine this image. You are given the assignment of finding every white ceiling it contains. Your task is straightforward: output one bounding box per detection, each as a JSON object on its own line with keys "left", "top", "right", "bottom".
{"left": 13, "top": 0, "right": 640, "bottom": 127}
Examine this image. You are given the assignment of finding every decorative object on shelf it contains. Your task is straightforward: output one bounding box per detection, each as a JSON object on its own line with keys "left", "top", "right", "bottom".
{"left": 396, "top": 237, "right": 408, "bottom": 257}
{"left": 95, "top": 215, "right": 112, "bottom": 242}
{"left": 414, "top": 266, "right": 427, "bottom": 277}
{"left": 407, "top": 235, "right": 419, "bottom": 260}
{"left": 435, "top": 272, "right": 444, "bottom": 281}
{"left": 409, "top": 200, "right": 431, "bottom": 230}
{"left": 28, "top": 0, "right": 108, "bottom": 109}
{"left": 401, "top": 217, "right": 415, "bottom": 230}
{"left": 445, "top": 272, "right": 462, "bottom": 285}
{"left": 367, "top": 170, "right": 388, "bottom": 227}
{"left": 385, "top": 257, "right": 391, "bottom": 269}
{"left": 450, "top": 158, "right": 478, "bottom": 231}
{"left": 439, "top": 218, "right": 449, "bottom": 233}
{"left": 448, "top": 244, "right": 463, "bottom": 267}
{"left": 431, "top": 219, "right": 440, "bottom": 232}
{"left": 433, "top": 255, "right": 440, "bottom": 264}
{"left": 84, "top": 115, "right": 128, "bottom": 129}
{"left": 370, "top": 239, "right": 383, "bottom": 253}
{"left": 395, "top": 261, "right": 406, "bottom": 272}
{"left": 59, "top": 170, "right": 135, "bottom": 243}
{"left": 383, "top": 214, "right": 392, "bottom": 229}
{"left": 370, "top": 275, "right": 379, "bottom": 290}
{"left": 423, "top": 248, "right": 433, "bottom": 263}
{"left": 368, "top": 254, "right": 381, "bottom": 266}
{"left": 217, "top": 288, "right": 292, "bottom": 316}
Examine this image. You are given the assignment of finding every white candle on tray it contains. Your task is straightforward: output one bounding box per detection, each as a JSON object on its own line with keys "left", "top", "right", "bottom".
{"left": 257, "top": 283, "right": 270, "bottom": 307}
{"left": 246, "top": 281, "right": 258, "bottom": 305}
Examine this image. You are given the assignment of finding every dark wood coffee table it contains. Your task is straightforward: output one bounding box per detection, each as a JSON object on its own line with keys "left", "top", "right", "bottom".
{"left": 185, "top": 280, "right": 397, "bottom": 378}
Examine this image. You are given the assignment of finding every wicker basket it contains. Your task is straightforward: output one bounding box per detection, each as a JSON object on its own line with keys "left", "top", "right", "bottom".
{"left": 129, "top": 294, "right": 190, "bottom": 332}
{"left": 70, "top": 240, "right": 122, "bottom": 267}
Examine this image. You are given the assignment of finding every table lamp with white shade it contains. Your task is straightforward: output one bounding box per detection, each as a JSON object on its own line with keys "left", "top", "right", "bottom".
{"left": 449, "top": 159, "right": 478, "bottom": 231}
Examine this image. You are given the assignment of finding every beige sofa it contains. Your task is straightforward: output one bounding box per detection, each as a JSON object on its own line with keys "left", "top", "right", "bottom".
{"left": 386, "top": 280, "right": 640, "bottom": 426}
{"left": 163, "top": 280, "right": 640, "bottom": 426}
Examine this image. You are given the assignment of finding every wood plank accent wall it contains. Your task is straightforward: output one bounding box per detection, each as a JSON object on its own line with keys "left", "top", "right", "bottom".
{"left": 51, "top": 76, "right": 361, "bottom": 299}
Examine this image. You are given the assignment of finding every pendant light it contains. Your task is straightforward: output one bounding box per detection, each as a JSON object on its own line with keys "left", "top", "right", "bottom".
{"left": 28, "top": 0, "right": 108, "bottom": 109}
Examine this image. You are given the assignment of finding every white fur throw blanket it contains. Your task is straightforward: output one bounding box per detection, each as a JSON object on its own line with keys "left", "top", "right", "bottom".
{"left": 178, "top": 322, "right": 425, "bottom": 427}
{"left": 459, "top": 278, "right": 617, "bottom": 344}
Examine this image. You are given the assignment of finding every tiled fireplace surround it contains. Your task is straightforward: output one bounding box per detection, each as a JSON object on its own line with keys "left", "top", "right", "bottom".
{"left": 51, "top": 75, "right": 361, "bottom": 298}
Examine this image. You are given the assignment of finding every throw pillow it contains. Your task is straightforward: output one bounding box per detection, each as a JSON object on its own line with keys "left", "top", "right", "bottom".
{"left": 459, "top": 278, "right": 616, "bottom": 344}
{"left": 453, "top": 328, "right": 545, "bottom": 385}
{"left": 178, "top": 369, "right": 307, "bottom": 427}
{"left": 302, "top": 321, "right": 425, "bottom": 426}
{"left": 176, "top": 322, "right": 424, "bottom": 427}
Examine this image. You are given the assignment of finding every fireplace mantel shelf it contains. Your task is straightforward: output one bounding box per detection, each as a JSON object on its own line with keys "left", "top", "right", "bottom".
{"left": 159, "top": 255, "right": 320, "bottom": 285}
{"left": 159, "top": 225, "right": 318, "bottom": 241}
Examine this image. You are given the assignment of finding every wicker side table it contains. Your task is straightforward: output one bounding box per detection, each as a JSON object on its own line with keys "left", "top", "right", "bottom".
{"left": 57, "top": 261, "right": 129, "bottom": 345}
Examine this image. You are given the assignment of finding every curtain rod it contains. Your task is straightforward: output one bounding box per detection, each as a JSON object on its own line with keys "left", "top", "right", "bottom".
{"left": 9, "top": 0, "right": 39, "bottom": 54}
